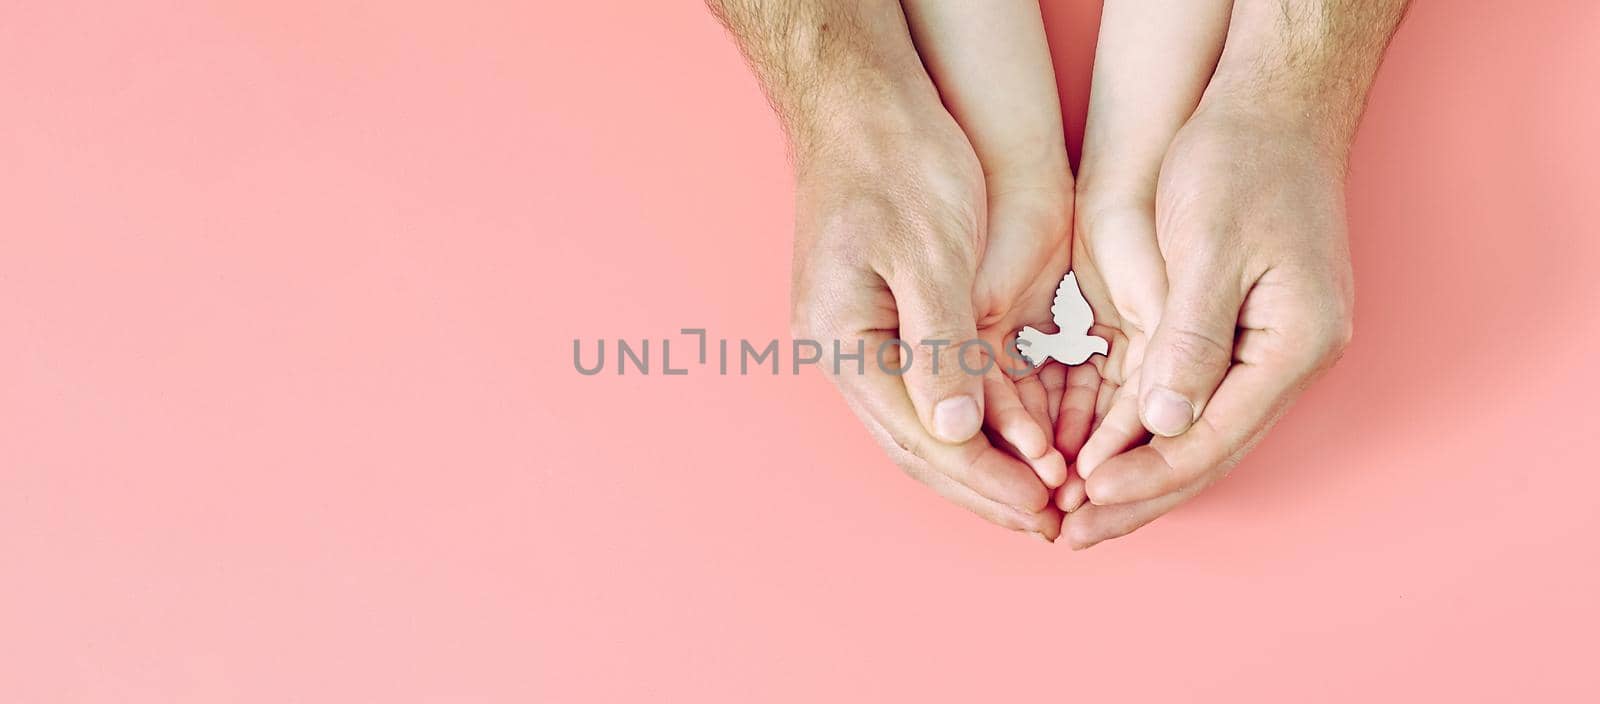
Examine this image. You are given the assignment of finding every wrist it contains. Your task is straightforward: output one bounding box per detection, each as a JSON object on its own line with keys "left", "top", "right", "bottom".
{"left": 784, "top": 68, "right": 949, "bottom": 164}
{"left": 1201, "top": 0, "right": 1406, "bottom": 155}
{"left": 729, "top": 0, "right": 945, "bottom": 161}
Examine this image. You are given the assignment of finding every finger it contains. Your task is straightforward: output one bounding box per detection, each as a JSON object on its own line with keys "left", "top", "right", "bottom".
{"left": 1083, "top": 322, "right": 1121, "bottom": 425}
{"left": 1015, "top": 373, "right": 1053, "bottom": 439}
{"left": 1087, "top": 329, "right": 1311, "bottom": 505}
{"left": 983, "top": 367, "right": 1049, "bottom": 460}
{"left": 828, "top": 329, "right": 1050, "bottom": 513}
{"left": 1076, "top": 366, "right": 1146, "bottom": 482}
{"left": 1092, "top": 374, "right": 1118, "bottom": 428}
{"left": 1054, "top": 362, "right": 1101, "bottom": 463}
{"left": 1016, "top": 373, "right": 1070, "bottom": 488}
{"left": 1038, "top": 363, "right": 1066, "bottom": 428}
{"left": 986, "top": 426, "right": 1069, "bottom": 495}
{"left": 990, "top": 326, "right": 1040, "bottom": 382}
{"left": 1138, "top": 250, "right": 1247, "bottom": 437}
{"left": 982, "top": 370, "right": 1069, "bottom": 489}
{"left": 1055, "top": 474, "right": 1088, "bottom": 514}
{"left": 887, "top": 266, "right": 988, "bottom": 445}
{"left": 1024, "top": 448, "right": 1069, "bottom": 493}
{"left": 915, "top": 461, "right": 1064, "bottom": 541}
{"left": 1063, "top": 477, "right": 1209, "bottom": 550}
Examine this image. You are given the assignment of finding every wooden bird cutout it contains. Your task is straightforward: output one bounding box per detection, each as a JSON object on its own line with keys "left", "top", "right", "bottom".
{"left": 1016, "top": 271, "right": 1108, "bottom": 367}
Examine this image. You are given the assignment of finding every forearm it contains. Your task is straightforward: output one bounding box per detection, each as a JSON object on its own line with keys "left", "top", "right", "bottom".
{"left": 706, "top": 0, "right": 945, "bottom": 158}
{"left": 900, "top": 0, "right": 1068, "bottom": 192}
{"left": 1077, "top": 0, "right": 1232, "bottom": 201}
{"left": 1204, "top": 0, "right": 1410, "bottom": 153}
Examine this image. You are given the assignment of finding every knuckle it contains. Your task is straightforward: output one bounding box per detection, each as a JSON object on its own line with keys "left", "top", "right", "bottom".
{"left": 787, "top": 287, "right": 812, "bottom": 339}
{"left": 805, "top": 184, "right": 980, "bottom": 286}
{"left": 1310, "top": 315, "right": 1354, "bottom": 369}
{"left": 904, "top": 338, "right": 971, "bottom": 387}
{"left": 1161, "top": 325, "right": 1234, "bottom": 371}
{"left": 883, "top": 426, "right": 927, "bottom": 468}
{"left": 787, "top": 259, "right": 862, "bottom": 340}
{"left": 803, "top": 199, "right": 884, "bottom": 269}
{"left": 874, "top": 208, "right": 980, "bottom": 280}
{"left": 811, "top": 191, "right": 899, "bottom": 240}
{"left": 1288, "top": 288, "right": 1356, "bottom": 369}
{"left": 1271, "top": 315, "right": 1348, "bottom": 375}
{"left": 882, "top": 237, "right": 975, "bottom": 290}
{"left": 787, "top": 310, "right": 812, "bottom": 342}
{"left": 788, "top": 292, "right": 829, "bottom": 340}
{"left": 1326, "top": 314, "right": 1355, "bottom": 355}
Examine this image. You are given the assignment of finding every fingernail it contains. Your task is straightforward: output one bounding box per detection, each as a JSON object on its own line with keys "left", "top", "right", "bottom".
{"left": 933, "top": 396, "right": 981, "bottom": 443}
{"left": 1143, "top": 386, "right": 1194, "bottom": 437}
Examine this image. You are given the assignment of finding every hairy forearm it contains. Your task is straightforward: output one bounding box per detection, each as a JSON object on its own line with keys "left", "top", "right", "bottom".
{"left": 1206, "top": 0, "right": 1410, "bottom": 151}
{"left": 706, "top": 0, "right": 944, "bottom": 157}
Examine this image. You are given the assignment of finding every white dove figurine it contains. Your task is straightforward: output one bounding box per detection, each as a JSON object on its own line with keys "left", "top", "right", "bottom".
{"left": 1016, "top": 271, "right": 1108, "bottom": 367}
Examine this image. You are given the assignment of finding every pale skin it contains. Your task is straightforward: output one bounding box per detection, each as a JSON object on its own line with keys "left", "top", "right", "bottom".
{"left": 708, "top": 0, "right": 1407, "bottom": 547}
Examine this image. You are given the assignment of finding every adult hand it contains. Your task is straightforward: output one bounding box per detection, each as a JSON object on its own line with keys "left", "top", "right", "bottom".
{"left": 789, "top": 100, "right": 1063, "bottom": 539}
{"left": 901, "top": 0, "right": 1081, "bottom": 495}
{"left": 707, "top": 0, "right": 1061, "bottom": 538}
{"left": 1065, "top": 0, "right": 1408, "bottom": 548}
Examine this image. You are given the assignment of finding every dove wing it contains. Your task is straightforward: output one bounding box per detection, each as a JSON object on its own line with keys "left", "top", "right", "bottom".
{"left": 1050, "top": 272, "right": 1095, "bottom": 335}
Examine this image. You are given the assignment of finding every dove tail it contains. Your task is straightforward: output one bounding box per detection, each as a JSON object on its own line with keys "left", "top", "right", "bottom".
{"left": 1017, "top": 326, "right": 1047, "bottom": 366}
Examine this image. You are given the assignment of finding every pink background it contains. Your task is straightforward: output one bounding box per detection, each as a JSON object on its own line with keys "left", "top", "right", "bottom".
{"left": 3, "top": 1, "right": 1598, "bottom": 701}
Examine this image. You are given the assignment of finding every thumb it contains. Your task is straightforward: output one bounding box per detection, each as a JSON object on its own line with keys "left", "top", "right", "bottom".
{"left": 888, "top": 269, "right": 986, "bottom": 444}
{"left": 1138, "top": 256, "right": 1244, "bottom": 437}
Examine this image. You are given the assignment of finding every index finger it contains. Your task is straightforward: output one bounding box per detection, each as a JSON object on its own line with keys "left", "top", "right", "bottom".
{"left": 825, "top": 328, "right": 1052, "bottom": 514}
{"left": 1083, "top": 327, "right": 1317, "bottom": 505}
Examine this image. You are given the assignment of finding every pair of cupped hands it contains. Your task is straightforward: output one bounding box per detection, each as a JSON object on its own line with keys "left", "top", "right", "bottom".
{"left": 783, "top": 1, "right": 1366, "bottom": 547}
